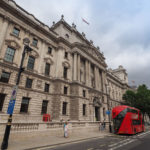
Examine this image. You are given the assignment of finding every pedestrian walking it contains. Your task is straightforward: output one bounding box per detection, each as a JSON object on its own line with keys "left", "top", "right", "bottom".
{"left": 103, "top": 121, "right": 106, "bottom": 130}
{"left": 101, "top": 119, "right": 106, "bottom": 130}
{"left": 101, "top": 122, "right": 104, "bottom": 131}
{"left": 64, "top": 122, "right": 68, "bottom": 138}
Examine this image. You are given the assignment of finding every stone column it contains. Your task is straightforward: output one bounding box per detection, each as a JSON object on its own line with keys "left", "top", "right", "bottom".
{"left": 0, "top": 19, "right": 9, "bottom": 58}
{"left": 85, "top": 60, "right": 89, "bottom": 86}
{"left": 96, "top": 68, "right": 100, "bottom": 90}
{"left": 88, "top": 61, "right": 91, "bottom": 86}
{"left": 99, "top": 70, "right": 102, "bottom": 91}
{"left": 39, "top": 42, "right": 45, "bottom": 74}
{"left": 101, "top": 71, "right": 105, "bottom": 93}
{"left": 77, "top": 54, "right": 80, "bottom": 82}
{"left": 94, "top": 66, "right": 97, "bottom": 89}
{"left": 0, "top": 20, "right": 9, "bottom": 58}
{"left": 73, "top": 53, "right": 77, "bottom": 81}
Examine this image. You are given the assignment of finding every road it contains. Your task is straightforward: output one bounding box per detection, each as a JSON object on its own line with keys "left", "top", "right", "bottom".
{"left": 33, "top": 130, "right": 150, "bottom": 150}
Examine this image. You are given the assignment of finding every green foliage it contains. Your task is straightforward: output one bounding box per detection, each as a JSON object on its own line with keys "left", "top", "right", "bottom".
{"left": 123, "top": 84, "right": 150, "bottom": 116}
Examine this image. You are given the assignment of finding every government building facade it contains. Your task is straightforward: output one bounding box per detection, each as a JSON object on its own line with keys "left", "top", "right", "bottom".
{"left": 0, "top": 0, "right": 129, "bottom": 124}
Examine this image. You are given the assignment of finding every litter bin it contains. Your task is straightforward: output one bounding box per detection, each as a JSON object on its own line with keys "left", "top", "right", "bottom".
{"left": 43, "top": 114, "right": 50, "bottom": 122}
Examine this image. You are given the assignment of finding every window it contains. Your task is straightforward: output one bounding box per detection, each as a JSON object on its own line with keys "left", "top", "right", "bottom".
{"left": 32, "top": 38, "right": 38, "bottom": 47}
{"left": 45, "top": 63, "right": 50, "bottom": 76}
{"left": 102, "top": 96, "right": 104, "bottom": 103}
{"left": 127, "top": 108, "right": 138, "bottom": 114}
{"left": 64, "top": 52, "right": 68, "bottom": 59}
{"left": 64, "top": 86, "right": 68, "bottom": 95}
{"left": 48, "top": 47, "right": 52, "bottom": 54}
{"left": 0, "top": 71, "right": 10, "bottom": 83}
{"left": 83, "top": 90, "right": 86, "bottom": 97}
{"left": 91, "top": 78, "right": 95, "bottom": 88}
{"left": 44, "top": 83, "right": 49, "bottom": 92}
{"left": 27, "top": 56, "right": 35, "bottom": 70}
{"left": 0, "top": 94, "right": 6, "bottom": 111}
{"left": 12, "top": 27, "right": 20, "bottom": 37}
{"left": 4, "top": 47, "right": 15, "bottom": 62}
{"left": 25, "top": 78, "right": 33, "bottom": 88}
{"left": 20, "top": 97, "right": 30, "bottom": 113}
{"left": 83, "top": 104, "right": 86, "bottom": 116}
{"left": 132, "top": 120, "right": 141, "bottom": 125}
{"left": 63, "top": 67, "right": 68, "bottom": 79}
{"left": 62, "top": 102, "right": 67, "bottom": 115}
{"left": 41, "top": 100, "right": 48, "bottom": 114}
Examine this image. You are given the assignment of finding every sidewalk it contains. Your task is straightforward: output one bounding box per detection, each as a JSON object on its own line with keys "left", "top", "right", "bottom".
{"left": 0, "top": 130, "right": 110, "bottom": 150}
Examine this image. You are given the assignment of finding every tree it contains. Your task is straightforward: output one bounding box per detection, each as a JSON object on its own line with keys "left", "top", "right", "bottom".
{"left": 123, "top": 84, "right": 150, "bottom": 120}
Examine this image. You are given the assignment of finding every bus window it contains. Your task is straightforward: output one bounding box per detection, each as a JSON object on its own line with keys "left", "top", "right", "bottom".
{"left": 128, "top": 108, "right": 138, "bottom": 114}
{"left": 132, "top": 120, "right": 141, "bottom": 125}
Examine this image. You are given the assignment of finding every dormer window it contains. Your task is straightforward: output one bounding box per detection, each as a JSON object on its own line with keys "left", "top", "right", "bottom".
{"left": 12, "top": 27, "right": 20, "bottom": 37}
{"left": 32, "top": 38, "right": 38, "bottom": 47}
{"left": 48, "top": 47, "right": 52, "bottom": 54}
{"left": 64, "top": 52, "right": 68, "bottom": 59}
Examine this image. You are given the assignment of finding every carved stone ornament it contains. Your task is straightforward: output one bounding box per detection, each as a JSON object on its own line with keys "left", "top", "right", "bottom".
{"left": 62, "top": 61, "right": 70, "bottom": 68}
{"left": 36, "top": 80, "right": 42, "bottom": 89}
{"left": 93, "top": 97, "right": 102, "bottom": 107}
{"left": 44, "top": 57, "right": 53, "bottom": 64}
{"left": 29, "top": 49, "right": 39, "bottom": 58}
{"left": 5, "top": 39, "right": 21, "bottom": 49}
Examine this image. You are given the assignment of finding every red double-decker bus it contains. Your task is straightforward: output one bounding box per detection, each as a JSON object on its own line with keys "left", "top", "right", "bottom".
{"left": 112, "top": 105, "right": 144, "bottom": 134}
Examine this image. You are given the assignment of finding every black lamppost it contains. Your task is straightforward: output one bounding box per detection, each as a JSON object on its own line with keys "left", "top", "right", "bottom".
{"left": 1, "top": 38, "right": 32, "bottom": 150}
{"left": 106, "top": 84, "right": 112, "bottom": 133}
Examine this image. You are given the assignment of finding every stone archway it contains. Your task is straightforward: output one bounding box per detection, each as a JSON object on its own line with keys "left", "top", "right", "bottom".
{"left": 93, "top": 97, "right": 102, "bottom": 121}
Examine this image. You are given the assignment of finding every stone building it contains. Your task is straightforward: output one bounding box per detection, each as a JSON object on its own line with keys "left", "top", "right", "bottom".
{"left": 0, "top": 0, "right": 129, "bottom": 123}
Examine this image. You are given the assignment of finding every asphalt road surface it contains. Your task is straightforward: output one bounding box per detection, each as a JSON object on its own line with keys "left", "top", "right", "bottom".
{"left": 33, "top": 130, "right": 150, "bottom": 150}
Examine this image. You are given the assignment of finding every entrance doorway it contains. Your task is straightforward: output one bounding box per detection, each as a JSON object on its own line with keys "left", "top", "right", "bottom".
{"left": 95, "top": 106, "right": 100, "bottom": 121}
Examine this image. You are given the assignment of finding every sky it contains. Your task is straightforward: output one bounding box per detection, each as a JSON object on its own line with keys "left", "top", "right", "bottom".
{"left": 14, "top": 0, "right": 150, "bottom": 88}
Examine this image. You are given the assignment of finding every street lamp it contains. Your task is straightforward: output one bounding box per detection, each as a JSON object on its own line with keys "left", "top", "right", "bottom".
{"left": 1, "top": 38, "right": 32, "bottom": 150}
{"left": 106, "top": 84, "right": 112, "bottom": 133}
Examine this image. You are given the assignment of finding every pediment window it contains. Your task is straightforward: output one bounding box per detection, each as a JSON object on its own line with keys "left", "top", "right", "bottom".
{"left": 44, "top": 57, "right": 53, "bottom": 64}
{"left": 5, "top": 40, "right": 21, "bottom": 50}
{"left": 62, "top": 61, "right": 70, "bottom": 68}
{"left": 29, "top": 49, "right": 39, "bottom": 58}
{"left": 93, "top": 97, "right": 102, "bottom": 107}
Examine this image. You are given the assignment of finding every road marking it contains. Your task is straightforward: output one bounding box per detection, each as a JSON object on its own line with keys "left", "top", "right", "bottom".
{"left": 108, "top": 138, "right": 131, "bottom": 147}
{"left": 108, "top": 139, "right": 136, "bottom": 150}
{"left": 108, "top": 131, "right": 150, "bottom": 150}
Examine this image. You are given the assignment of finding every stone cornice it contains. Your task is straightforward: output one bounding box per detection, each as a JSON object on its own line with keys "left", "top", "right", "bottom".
{"left": 51, "top": 19, "right": 106, "bottom": 61}
{"left": 0, "top": 0, "right": 58, "bottom": 44}
{"left": 0, "top": 62, "right": 105, "bottom": 93}
{"left": 70, "top": 81, "right": 107, "bottom": 96}
{"left": 72, "top": 42, "right": 106, "bottom": 65}
{"left": 107, "top": 71, "right": 125, "bottom": 86}
{"left": 51, "top": 20, "right": 91, "bottom": 46}
{"left": 72, "top": 47, "right": 107, "bottom": 71}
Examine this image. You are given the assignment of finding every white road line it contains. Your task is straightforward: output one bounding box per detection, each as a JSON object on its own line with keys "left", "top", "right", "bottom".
{"left": 108, "top": 139, "right": 136, "bottom": 150}
{"left": 108, "top": 138, "right": 131, "bottom": 147}
{"left": 108, "top": 130, "right": 150, "bottom": 150}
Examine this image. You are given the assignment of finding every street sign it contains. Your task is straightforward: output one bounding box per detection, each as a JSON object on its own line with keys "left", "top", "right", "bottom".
{"left": 10, "top": 85, "right": 18, "bottom": 100}
{"left": 106, "top": 110, "right": 111, "bottom": 115}
{"left": 7, "top": 100, "right": 16, "bottom": 115}
{"left": 7, "top": 85, "right": 18, "bottom": 115}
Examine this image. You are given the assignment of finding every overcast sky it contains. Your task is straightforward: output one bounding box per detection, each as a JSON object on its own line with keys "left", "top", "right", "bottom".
{"left": 14, "top": 0, "right": 150, "bottom": 88}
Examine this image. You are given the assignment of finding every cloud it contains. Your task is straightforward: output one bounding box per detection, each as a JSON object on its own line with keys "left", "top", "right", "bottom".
{"left": 14, "top": 0, "right": 150, "bottom": 88}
